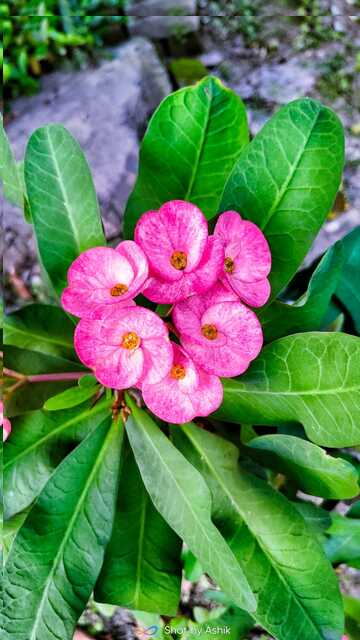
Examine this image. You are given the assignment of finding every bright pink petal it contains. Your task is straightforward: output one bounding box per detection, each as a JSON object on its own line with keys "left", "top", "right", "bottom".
{"left": 62, "top": 246, "right": 139, "bottom": 317}
{"left": 95, "top": 347, "right": 144, "bottom": 389}
{"left": 172, "top": 282, "right": 238, "bottom": 340}
{"left": 142, "top": 344, "right": 222, "bottom": 424}
{"left": 135, "top": 200, "right": 208, "bottom": 282}
{"left": 115, "top": 240, "right": 149, "bottom": 296}
{"left": 142, "top": 237, "right": 223, "bottom": 304}
{"left": 223, "top": 274, "right": 271, "bottom": 307}
{"left": 141, "top": 337, "right": 174, "bottom": 385}
{"left": 215, "top": 211, "right": 271, "bottom": 283}
{"left": 174, "top": 292, "right": 263, "bottom": 377}
{"left": 1, "top": 402, "right": 11, "bottom": 441}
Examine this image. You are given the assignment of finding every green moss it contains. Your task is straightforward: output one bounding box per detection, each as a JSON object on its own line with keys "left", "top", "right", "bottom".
{"left": 169, "top": 57, "right": 208, "bottom": 87}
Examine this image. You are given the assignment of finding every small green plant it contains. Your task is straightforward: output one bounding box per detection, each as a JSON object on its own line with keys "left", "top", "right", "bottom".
{"left": 1, "top": 0, "right": 127, "bottom": 100}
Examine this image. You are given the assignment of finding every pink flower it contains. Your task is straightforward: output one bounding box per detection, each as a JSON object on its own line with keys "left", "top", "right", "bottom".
{"left": 173, "top": 283, "right": 263, "bottom": 377}
{"left": 214, "top": 211, "right": 271, "bottom": 307}
{"left": 142, "top": 343, "right": 223, "bottom": 424}
{"left": 1, "top": 401, "right": 11, "bottom": 441}
{"left": 74, "top": 305, "right": 172, "bottom": 389}
{"left": 135, "top": 200, "right": 223, "bottom": 304}
{"left": 61, "top": 241, "right": 148, "bottom": 318}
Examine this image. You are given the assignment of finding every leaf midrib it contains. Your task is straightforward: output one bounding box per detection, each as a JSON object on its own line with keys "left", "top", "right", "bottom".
{"left": 185, "top": 82, "right": 213, "bottom": 200}
{"left": 224, "top": 383, "right": 360, "bottom": 397}
{"left": 132, "top": 489, "right": 147, "bottom": 607}
{"left": 261, "top": 104, "right": 321, "bottom": 231}
{"left": 185, "top": 428, "right": 324, "bottom": 640}
{"left": 5, "top": 322, "right": 74, "bottom": 350}
{"left": 29, "top": 420, "right": 113, "bottom": 640}
{"left": 4, "top": 399, "right": 111, "bottom": 471}
{"left": 45, "top": 127, "right": 81, "bottom": 251}
{"left": 127, "top": 412, "right": 254, "bottom": 610}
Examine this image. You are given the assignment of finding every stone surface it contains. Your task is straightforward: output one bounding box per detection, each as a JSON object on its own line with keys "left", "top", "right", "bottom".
{"left": 3, "top": 37, "right": 171, "bottom": 299}
{"left": 127, "top": 0, "right": 199, "bottom": 39}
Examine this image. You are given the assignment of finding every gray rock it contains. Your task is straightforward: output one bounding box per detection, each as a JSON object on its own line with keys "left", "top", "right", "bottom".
{"left": 235, "top": 58, "right": 317, "bottom": 104}
{"left": 3, "top": 37, "right": 171, "bottom": 294}
{"left": 127, "top": 0, "right": 199, "bottom": 39}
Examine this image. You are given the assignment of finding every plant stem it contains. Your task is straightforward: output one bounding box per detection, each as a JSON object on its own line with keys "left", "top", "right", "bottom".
{"left": 4, "top": 368, "right": 87, "bottom": 384}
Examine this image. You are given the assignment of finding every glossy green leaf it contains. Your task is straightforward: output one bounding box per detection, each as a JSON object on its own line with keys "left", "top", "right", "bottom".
{"left": 44, "top": 384, "right": 98, "bottom": 411}
{"left": 247, "top": 434, "right": 359, "bottom": 498}
{"left": 124, "top": 76, "right": 248, "bottom": 238}
{"left": 3, "top": 397, "right": 111, "bottom": 518}
{"left": 1, "top": 510, "right": 29, "bottom": 560}
{"left": 188, "top": 606, "right": 253, "bottom": 640}
{"left": 173, "top": 423, "right": 344, "bottom": 640}
{"left": 221, "top": 98, "right": 344, "bottom": 299}
{"left": 292, "top": 502, "right": 332, "bottom": 537}
{"left": 343, "top": 595, "right": 360, "bottom": 640}
{"left": 259, "top": 240, "right": 344, "bottom": 343}
{"left": 334, "top": 227, "right": 360, "bottom": 334}
{"left": 216, "top": 332, "right": 360, "bottom": 447}
{"left": 325, "top": 514, "right": 360, "bottom": 569}
{"left": 2, "top": 416, "right": 122, "bottom": 640}
{"left": 4, "top": 304, "right": 78, "bottom": 361}
{"left": 24, "top": 124, "right": 105, "bottom": 295}
{"left": 96, "top": 439, "right": 182, "bottom": 615}
{"left": 0, "top": 113, "right": 24, "bottom": 207}
{"left": 125, "top": 396, "right": 256, "bottom": 613}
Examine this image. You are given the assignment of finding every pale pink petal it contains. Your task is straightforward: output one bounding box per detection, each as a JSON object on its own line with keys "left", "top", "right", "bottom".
{"left": 74, "top": 306, "right": 171, "bottom": 390}
{"left": 142, "top": 344, "right": 222, "bottom": 424}
{"left": 223, "top": 274, "right": 271, "bottom": 307}
{"left": 62, "top": 246, "right": 137, "bottom": 317}
{"left": 3, "top": 418, "right": 11, "bottom": 441}
{"left": 135, "top": 200, "right": 208, "bottom": 282}
{"left": 215, "top": 211, "right": 271, "bottom": 283}
{"left": 142, "top": 237, "right": 223, "bottom": 304}
{"left": 115, "top": 240, "right": 149, "bottom": 296}
{"left": 96, "top": 347, "right": 144, "bottom": 389}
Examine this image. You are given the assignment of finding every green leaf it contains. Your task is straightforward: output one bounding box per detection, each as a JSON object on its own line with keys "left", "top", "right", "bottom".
{"left": 247, "top": 434, "right": 359, "bottom": 498}
{"left": 259, "top": 240, "right": 344, "bottom": 343}
{"left": 182, "top": 549, "right": 204, "bottom": 582}
{"left": 343, "top": 595, "right": 360, "bottom": 640}
{"left": 24, "top": 124, "right": 105, "bottom": 295}
{"left": 0, "top": 113, "right": 24, "bottom": 207}
{"left": 95, "top": 438, "right": 182, "bottom": 615}
{"left": 3, "top": 398, "right": 111, "bottom": 518}
{"left": 334, "top": 227, "right": 360, "bottom": 334}
{"left": 124, "top": 76, "right": 249, "bottom": 238}
{"left": 4, "top": 304, "right": 78, "bottom": 361}
{"left": 292, "top": 502, "right": 332, "bottom": 537}
{"left": 325, "top": 514, "right": 360, "bottom": 569}
{"left": 1, "top": 510, "right": 29, "bottom": 560}
{"left": 125, "top": 396, "right": 256, "bottom": 613}
{"left": 216, "top": 332, "right": 360, "bottom": 447}
{"left": 188, "top": 606, "right": 253, "bottom": 640}
{"left": 173, "top": 423, "right": 344, "bottom": 640}
{"left": 2, "top": 416, "right": 122, "bottom": 640}
{"left": 44, "top": 384, "right": 99, "bottom": 411}
{"left": 221, "top": 98, "right": 345, "bottom": 299}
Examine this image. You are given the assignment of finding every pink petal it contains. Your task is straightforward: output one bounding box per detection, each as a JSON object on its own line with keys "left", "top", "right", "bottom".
{"left": 62, "top": 246, "right": 137, "bottom": 318}
{"left": 74, "top": 306, "right": 171, "bottom": 389}
{"left": 135, "top": 200, "right": 208, "bottom": 282}
{"left": 223, "top": 274, "right": 271, "bottom": 307}
{"left": 115, "top": 240, "right": 149, "bottom": 295}
{"left": 173, "top": 292, "right": 263, "bottom": 377}
{"left": 3, "top": 418, "right": 11, "bottom": 441}
{"left": 142, "top": 344, "right": 222, "bottom": 424}
{"left": 215, "top": 211, "right": 271, "bottom": 283}
{"left": 172, "top": 282, "right": 238, "bottom": 339}
{"left": 142, "top": 236, "right": 223, "bottom": 304}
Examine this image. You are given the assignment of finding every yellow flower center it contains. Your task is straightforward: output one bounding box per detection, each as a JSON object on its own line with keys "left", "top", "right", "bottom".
{"left": 111, "top": 283, "right": 129, "bottom": 297}
{"left": 170, "top": 251, "right": 187, "bottom": 270}
{"left": 170, "top": 364, "right": 186, "bottom": 380}
{"left": 224, "top": 257, "right": 235, "bottom": 274}
{"left": 201, "top": 324, "right": 218, "bottom": 340}
{"left": 121, "top": 331, "right": 140, "bottom": 350}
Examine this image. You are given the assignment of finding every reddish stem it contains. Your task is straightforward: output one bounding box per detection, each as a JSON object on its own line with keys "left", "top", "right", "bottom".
{"left": 4, "top": 368, "right": 87, "bottom": 384}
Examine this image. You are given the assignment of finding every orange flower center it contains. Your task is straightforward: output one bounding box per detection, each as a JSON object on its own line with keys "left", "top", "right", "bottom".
{"left": 170, "top": 251, "right": 187, "bottom": 270}
{"left": 121, "top": 331, "right": 140, "bottom": 350}
{"left": 201, "top": 324, "right": 218, "bottom": 340}
{"left": 224, "top": 257, "right": 235, "bottom": 274}
{"left": 170, "top": 364, "right": 186, "bottom": 380}
{"left": 111, "top": 283, "right": 129, "bottom": 297}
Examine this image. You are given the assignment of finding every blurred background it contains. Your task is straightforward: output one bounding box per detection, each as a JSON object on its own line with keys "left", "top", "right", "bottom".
{"left": 1, "top": 2, "right": 360, "bottom": 638}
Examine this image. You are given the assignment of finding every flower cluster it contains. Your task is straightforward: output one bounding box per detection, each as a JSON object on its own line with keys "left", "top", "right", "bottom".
{"left": 1, "top": 401, "right": 12, "bottom": 441}
{"left": 62, "top": 200, "right": 271, "bottom": 423}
